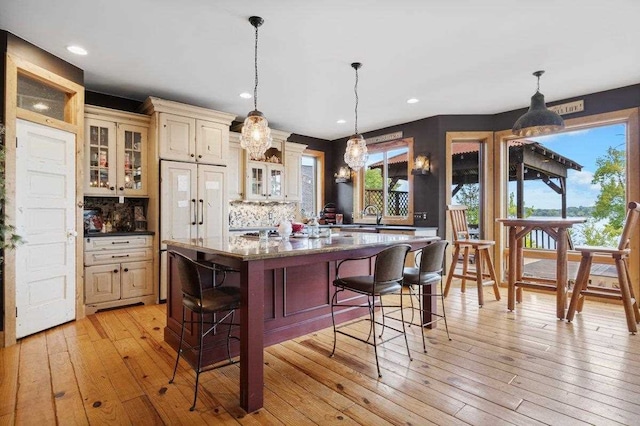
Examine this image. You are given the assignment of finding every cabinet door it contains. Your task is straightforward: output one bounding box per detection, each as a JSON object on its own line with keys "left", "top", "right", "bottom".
{"left": 121, "top": 260, "right": 154, "bottom": 298}
{"left": 268, "top": 165, "right": 284, "bottom": 200}
{"left": 195, "top": 119, "right": 228, "bottom": 165}
{"left": 245, "top": 162, "right": 268, "bottom": 200}
{"left": 158, "top": 113, "right": 196, "bottom": 162}
{"left": 160, "top": 161, "right": 198, "bottom": 247}
{"left": 197, "top": 164, "right": 227, "bottom": 240}
{"left": 118, "top": 123, "right": 148, "bottom": 196}
{"left": 85, "top": 264, "right": 121, "bottom": 303}
{"left": 85, "top": 118, "right": 118, "bottom": 196}
{"left": 227, "top": 138, "right": 244, "bottom": 200}
{"left": 284, "top": 151, "right": 302, "bottom": 201}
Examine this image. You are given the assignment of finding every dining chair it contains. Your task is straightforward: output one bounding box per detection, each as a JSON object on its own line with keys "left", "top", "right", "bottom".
{"left": 167, "top": 250, "right": 240, "bottom": 411}
{"left": 444, "top": 205, "right": 500, "bottom": 306}
{"left": 567, "top": 201, "right": 640, "bottom": 333}
{"left": 330, "top": 244, "right": 412, "bottom": 377}
{"left": 403, "top": 240, "right": 451, "bottom": 352}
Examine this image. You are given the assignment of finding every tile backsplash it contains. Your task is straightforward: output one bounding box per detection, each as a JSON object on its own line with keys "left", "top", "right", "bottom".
{"left": 229, "top": 201, "right": 299, "bottom": 228}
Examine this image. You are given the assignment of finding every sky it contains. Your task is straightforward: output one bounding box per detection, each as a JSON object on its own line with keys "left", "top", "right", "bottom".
{"left": 508, "top": 123, "right": 626, "bottom": 210}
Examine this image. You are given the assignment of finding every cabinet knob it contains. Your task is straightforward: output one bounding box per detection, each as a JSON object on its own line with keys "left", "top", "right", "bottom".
{"left": 110, "top": 186, "right": 115, "bottom": 191}
{"left": 190, "top": 154, "right": 195, "bottom": 157}
{"left": 123, "top": 268, "right": 129, "bottom": 272}
{"left": 119, "top": 186, "right": 124, "bottom": 191}
{"left": 113, "top": 269, "right": 119, "bottom": 273}
{"left": 198, "top": 155, "right": 202, "bottom": 158}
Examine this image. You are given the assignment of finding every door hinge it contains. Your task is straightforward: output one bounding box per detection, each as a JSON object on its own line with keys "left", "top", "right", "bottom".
{"left": 16, "top": 137, "right": 18, "bottom": 148}
{"left": 16, "top": 307, "right": 18, "bottom": 317}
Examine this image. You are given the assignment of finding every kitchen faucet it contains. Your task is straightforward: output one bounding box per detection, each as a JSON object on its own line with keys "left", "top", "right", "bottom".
{"left": 362, "top": 204, "right": 382, "bottom": 225}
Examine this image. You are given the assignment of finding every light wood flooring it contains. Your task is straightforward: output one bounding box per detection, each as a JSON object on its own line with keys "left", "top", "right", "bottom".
{"left": 2, "top": 282, "right": 640, "bottom": 425}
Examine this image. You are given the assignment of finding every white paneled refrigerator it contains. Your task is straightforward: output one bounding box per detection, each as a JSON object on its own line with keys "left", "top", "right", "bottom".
{"left": 159, "top": 160, "right": 228, "bottom": 299}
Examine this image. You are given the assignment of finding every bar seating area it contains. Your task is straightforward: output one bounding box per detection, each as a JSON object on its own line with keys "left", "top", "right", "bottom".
{"left": 2, "top": 3, "right": 640, "bottom": 425}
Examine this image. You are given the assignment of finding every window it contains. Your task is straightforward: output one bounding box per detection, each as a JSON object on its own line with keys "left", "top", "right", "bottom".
{"left": 507, "top": 123, "right": 627, "bottom": 247}
{"left": 301, "top": 150, "right": 324, "bottom": 217}
{"left": 359, "top": 138, "right": 413, "bottom": 223}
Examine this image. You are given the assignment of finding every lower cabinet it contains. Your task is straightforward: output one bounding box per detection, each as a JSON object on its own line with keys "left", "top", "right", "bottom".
{"left": 84, "top": 235, "right": 155, "bottom": 314}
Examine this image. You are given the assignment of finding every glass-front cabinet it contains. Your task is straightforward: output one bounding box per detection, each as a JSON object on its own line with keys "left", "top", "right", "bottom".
{"left": 85, "top": 106, "right": 149, "bottom": 197}
{"left": 245, "top": 162, "right": 284, "bottom": 201}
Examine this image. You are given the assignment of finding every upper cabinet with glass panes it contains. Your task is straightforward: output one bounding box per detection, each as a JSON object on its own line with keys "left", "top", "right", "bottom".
{"left": 84, "top": 106, "right": 150, "bottom": 197}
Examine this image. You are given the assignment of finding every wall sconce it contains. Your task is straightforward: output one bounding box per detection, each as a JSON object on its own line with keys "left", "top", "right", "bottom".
{"left": 334, "top": 166, "right": 352, "bottom": 183}
{"left": 412, "top": 154, "right": 431, "bottom": 175}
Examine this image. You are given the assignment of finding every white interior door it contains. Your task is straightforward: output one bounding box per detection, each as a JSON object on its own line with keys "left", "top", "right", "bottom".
{"left": 15, "top": 119, "right": 76, "bottom": 338}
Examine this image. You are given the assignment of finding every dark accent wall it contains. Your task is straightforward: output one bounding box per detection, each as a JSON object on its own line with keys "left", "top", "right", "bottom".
{"left": 86, "top": 91, "right": 142, "bottom": 112}
{"left": 6, "top": 32, "right": 82, "bottom": 85}
{"left": 332, "top": 83, "right": 640, "bottom": 237}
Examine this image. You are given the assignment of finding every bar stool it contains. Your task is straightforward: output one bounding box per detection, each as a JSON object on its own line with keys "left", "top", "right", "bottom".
{"left": 444, "top": 205, "right": 500, "bottom": 306}
{"left": 330, "top": 244, "right": 412, "bottom": 377}
{"left": 403, "top": 240, "right": 451, "bottom": 352}
{"left": 167, "top": 250, "right": 240, "bottom": 411}
{"left": 567, "top": 201, "right": 640, "bottom": 333}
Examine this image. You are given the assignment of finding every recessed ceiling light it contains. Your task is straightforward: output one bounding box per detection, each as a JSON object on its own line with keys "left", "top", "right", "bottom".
{"left": 33, "top": 102, "right": 50, "bottom": 111}
{"left": 239, "top": 92, "right": 252, "bottom": 99}
{"left": 66, "top": 45, "right": 88, "bottom": 55}
{"left": 407, "top": 98, "right": 419, "bottom": 104}
{"left": 336, "top": 119, "right": 346, "bottom": 124}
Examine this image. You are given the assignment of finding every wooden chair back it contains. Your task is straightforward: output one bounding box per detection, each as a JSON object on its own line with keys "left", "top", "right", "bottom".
{"left": 447, "top": 205, "right": 470, "bottom": 241}
{"left": 617, "top": 201, "right": 640, "bottom": 251}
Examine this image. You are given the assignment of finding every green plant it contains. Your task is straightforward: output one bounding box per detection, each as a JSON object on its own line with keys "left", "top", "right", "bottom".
{"left": 0, "top": 123, "right": 23, "bottom": 251}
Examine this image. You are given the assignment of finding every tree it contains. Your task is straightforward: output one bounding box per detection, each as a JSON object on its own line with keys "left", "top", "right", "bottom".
{"left": 507, "top": 192, "right": 535, "bottom": 218}
{"left": 591, "top": 146, "right": 626, "bottom": 230}
{"left": 572, "top": 146, "right": 627, "bottom": 247}
{"left": 454, "top": 184, "right": 480, "bottom": 225}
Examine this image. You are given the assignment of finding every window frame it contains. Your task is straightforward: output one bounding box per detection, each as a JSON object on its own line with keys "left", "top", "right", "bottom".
{"left": 301, "top": 149, "right": 325, "bottom": 217}
{"left": 353, "top": 137, "right": 414, "bottom": 225}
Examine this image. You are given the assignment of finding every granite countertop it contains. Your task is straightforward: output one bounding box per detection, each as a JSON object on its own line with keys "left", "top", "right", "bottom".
{"left": 84, "top": 231, "right": 155, "bottom": 238}
{"left": 165, "top": 233, "right": 439, "bottom": 261}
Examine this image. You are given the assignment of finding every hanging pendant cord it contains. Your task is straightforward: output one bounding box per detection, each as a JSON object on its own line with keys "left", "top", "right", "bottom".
{"left": 354, "top": 67, "right": 359, "bottom": 134}
{"left": 253, "top": 25, "right": 259, "bottom": 111}
{"left": 536, "top": 75, "right": 540, "bottom": 92}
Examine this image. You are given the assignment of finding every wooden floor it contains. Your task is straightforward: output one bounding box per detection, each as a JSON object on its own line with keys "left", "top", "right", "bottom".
{"left": 3, "top": 282, "right": 640, "bottom": 425}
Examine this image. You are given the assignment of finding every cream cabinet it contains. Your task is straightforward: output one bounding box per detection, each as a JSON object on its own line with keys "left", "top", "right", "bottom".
{"left": 84, "top": 235, "right": 155, "bottom": 314}
{"left": 284, "top": 142, "right": 307, "bottom": 201}
{"left": 228, "top": 132, "right": 245, "bottom": 201}
{"left": 246, "top": 162, "right": 284, "bottom": 201}
{"left": 158, "top": 113, "right": 231, "bottom": 165}
{"left": 85, "top": 106, "right": 150, "bottom": 197}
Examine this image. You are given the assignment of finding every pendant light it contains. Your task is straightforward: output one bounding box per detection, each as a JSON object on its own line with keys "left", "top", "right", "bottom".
{"left": 240, "top": 16, "right": 272, "bottom": 160}
{"left": 344, "top": 62, "right": 368, "bottom": 171}
{"left": 512, "top": 70, "right": 565, "bottom": 137}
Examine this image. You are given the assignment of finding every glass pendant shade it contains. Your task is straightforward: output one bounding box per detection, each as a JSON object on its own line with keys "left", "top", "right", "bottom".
{"left": 240, "top": 15, "right": 272, "bottom": 159}
{"left": 241, "top": 110, "right": 272, "bottom": 160}
{"left": 344, "top": 133, "right": 368, "bottom": 171}
{"left": 512, "top": 71, "right": 565, "bottom": 137}
{"left": 344, "top": 62, "right": 368, "bottom": 171}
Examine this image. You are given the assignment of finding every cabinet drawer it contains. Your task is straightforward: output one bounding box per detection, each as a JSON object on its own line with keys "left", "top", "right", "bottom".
{"left": 85, "top": 247, "right": 153, "bottom": 266}
{"left": 85, "top": 235, "right": 152, "bottom": 251}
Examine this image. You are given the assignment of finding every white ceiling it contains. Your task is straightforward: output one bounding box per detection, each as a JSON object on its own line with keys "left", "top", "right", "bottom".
{"left": 1, "top": 0, "right": 639, "bottom": 140}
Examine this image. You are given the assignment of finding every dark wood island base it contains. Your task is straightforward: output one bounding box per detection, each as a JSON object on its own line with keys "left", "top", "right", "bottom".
{"left": 164, "top": 233, "right": 439, "bottom": 413}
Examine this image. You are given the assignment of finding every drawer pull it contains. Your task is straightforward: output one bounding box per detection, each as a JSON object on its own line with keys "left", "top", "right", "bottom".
{"left": 111, "top": 241, "right": 130, "bottom": 244}
{"left": 113, "top": 269, "right": 119, "bottom": 273}
{"left": 111, "top": 254, "right": 130, "bottom": 258}
{"left": 123, "top": 268, "right": 129, "bottom": 272}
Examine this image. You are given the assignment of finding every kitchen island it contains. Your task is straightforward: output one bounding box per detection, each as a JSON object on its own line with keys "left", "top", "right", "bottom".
{"left": 164, "top": 232, "right": 439, "bottom": 413}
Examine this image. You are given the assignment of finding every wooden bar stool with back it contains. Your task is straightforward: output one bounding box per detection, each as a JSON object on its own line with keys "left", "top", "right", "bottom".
{"left": 567, "top": 201, "right": 640, "bottom": 333}
{"left": 444, "top": 205, "right": 501, "bottom": 306}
